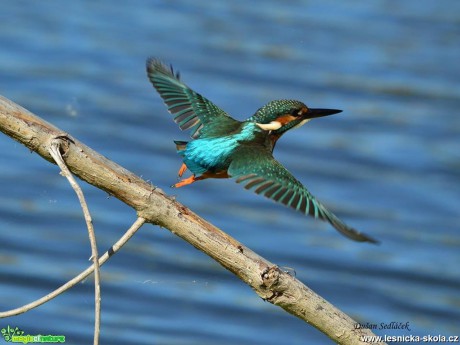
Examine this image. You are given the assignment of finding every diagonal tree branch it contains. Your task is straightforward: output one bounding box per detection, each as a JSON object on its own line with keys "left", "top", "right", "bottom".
{"left": 0, "top": 95, "right": 386, "bottom": 345}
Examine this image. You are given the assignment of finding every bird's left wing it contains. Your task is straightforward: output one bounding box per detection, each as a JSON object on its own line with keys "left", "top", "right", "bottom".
{"left": 228, "top": 146, "right": 378, "bottom": 243}
{"left": 146, "top": 58, "right": 240, "bottom": 139}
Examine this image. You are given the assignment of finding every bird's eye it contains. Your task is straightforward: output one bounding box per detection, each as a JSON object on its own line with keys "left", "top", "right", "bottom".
{"left": 293, "top": 107, "right": 308, "bottom": 117}
{"left": 292, "top": 109, "right": 304, "bottom": 117}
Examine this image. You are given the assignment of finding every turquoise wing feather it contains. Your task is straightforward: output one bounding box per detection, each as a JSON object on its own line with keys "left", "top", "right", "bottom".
{"left": 228, "top": 146, "right": 378, "bottom": 243}
{"left": 146, "top": 58, "right": 240, "bottom": 139}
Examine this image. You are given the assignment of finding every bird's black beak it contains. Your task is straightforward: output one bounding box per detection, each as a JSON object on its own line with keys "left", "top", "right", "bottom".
{"left": 305, "top": 108, "right": 342, "bottom": 119}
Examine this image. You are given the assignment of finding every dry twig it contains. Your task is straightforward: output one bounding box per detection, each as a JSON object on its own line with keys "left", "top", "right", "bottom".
{"left": 0, "top": 217, "right": 145, "bottom": 318}
{"left": 49, "top": 138, "right": 101, "bottom": 345}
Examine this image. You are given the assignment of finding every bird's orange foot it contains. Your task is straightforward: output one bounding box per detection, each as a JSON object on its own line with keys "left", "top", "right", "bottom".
{"left": 172, "top": 175, "right": 197, "bottom": 188}
{"left": 177, "top": 163, "right": 187, "bottom": 178}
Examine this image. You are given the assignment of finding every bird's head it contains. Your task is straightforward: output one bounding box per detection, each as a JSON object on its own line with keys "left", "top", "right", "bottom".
{"left": 250, "top": 99, "right": 342, "bottom": 137}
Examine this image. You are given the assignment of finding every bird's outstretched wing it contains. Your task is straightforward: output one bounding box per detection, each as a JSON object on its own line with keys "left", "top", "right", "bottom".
{"left": 146, "top": 58, "right": 240, "bottom": 139}
{"left": 228, "top": 146, "right": 378, "bottom": 243}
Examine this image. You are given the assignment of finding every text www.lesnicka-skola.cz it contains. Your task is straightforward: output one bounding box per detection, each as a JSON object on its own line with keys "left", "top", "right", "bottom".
{"left": 361, "top": 334, "right": 459, "bottom": 343}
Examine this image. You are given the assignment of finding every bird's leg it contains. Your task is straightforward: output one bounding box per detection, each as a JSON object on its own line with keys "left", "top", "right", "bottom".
{"left": 172, "top": 169, "right": 228, "bottom": 188}
{"left": 177, "top": 163, "right": 188, "bottom": 178}
{"left": 172, "top": 175, "right": 203, "bottom": 188}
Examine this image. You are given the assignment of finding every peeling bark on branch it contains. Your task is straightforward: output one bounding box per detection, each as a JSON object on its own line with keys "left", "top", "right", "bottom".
{"left": 0, "top": 95, "right": 386, "bottom": 345}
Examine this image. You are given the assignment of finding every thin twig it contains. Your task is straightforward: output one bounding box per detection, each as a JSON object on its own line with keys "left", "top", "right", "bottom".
{"left": 0, "top": 217, "right": 146, "bottom": 318}
{"left": 49, "top": 138, "right": 101, "bottom": 345}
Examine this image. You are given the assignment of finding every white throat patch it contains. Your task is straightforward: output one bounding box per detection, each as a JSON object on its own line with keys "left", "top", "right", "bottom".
{"left": 292, "top": 118, "right": 311, "bottom": 130}
{"left": 256, "top": 121, "right": 282, "bottom": 131}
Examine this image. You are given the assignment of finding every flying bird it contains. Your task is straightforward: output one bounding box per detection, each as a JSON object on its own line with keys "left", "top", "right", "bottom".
{"left": 146, "top": 58, "right": 378, "bottom": 244}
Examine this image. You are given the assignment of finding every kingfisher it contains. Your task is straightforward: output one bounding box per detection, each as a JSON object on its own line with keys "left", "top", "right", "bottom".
{"left": 146, "top": 58, "right": 378, "bottom": 244}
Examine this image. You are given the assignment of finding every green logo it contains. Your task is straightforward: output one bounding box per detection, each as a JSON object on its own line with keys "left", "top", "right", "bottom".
{"left": 1, "top": 326, "right": 65, "bottom": 344}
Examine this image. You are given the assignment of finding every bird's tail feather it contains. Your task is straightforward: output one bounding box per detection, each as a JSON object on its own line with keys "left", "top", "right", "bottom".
{"left": 174, "top": 140, "right": 188, "bottom": 151}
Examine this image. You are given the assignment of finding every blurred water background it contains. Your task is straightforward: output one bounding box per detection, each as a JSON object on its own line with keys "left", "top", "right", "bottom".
{"left": 0, "top": 1, "right": 459, "bottom": 344}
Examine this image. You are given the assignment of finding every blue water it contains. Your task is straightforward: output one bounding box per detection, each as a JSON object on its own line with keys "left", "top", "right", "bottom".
{"left": 1, "top": 1, "right": 459, "bottom": 344}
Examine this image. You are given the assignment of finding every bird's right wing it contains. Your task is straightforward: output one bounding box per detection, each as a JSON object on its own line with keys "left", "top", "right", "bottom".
{"left": 146, "top": 58, "right": 240, "bottom": 139}
{"left": 228, "top": 146, "right": 378, "bottom": 243}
